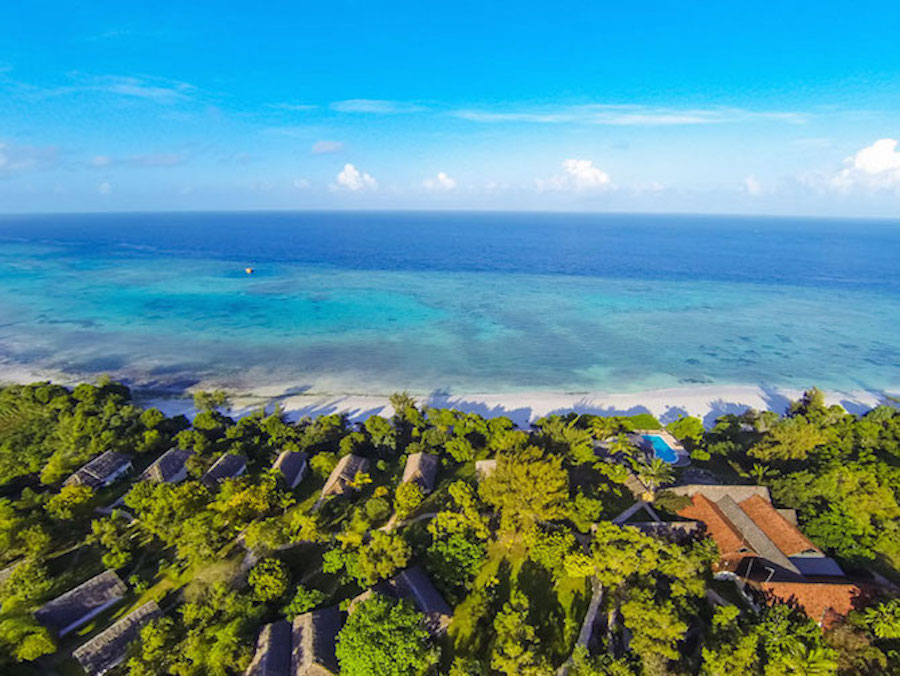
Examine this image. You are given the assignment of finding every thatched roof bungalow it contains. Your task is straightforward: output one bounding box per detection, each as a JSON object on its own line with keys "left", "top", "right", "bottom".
{"left": 64, "top": 451, "right": 133, "bottom": 489}
{"left": 35, "top": 570, "right": 127, "bottom": 636}
{"left": 321, "top": 454, "right": 368, "bottom": 499}
{"left": 72, "top": 601, "right": 161, "bottom": 675}
{"left": 401, "top": 452, "right": 439, "bottom": 494}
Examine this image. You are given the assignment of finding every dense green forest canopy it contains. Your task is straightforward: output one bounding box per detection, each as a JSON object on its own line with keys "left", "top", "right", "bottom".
{"left": 0, "top": 381, "right": 897, "bottom": 675}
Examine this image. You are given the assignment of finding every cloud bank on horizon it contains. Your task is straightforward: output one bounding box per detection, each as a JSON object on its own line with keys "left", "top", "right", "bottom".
{"left": 1, "top": 1, "right": 900, "bottom": 217}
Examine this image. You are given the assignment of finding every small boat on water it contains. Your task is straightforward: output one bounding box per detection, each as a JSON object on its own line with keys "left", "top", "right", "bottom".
{"left": 245, "top": 267, "right": 254, "bottom": 275}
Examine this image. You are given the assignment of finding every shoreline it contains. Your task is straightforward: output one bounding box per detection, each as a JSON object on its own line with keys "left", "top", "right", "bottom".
{"left": 120, "top": 382, "right": 896, "bottom": 429}
{"left": 1, "top": 361, "right": 893, "bottom": 428}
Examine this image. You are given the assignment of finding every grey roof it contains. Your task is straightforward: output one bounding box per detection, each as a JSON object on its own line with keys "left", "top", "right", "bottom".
{"left": 401, "top": 452, "right": 439, "bottom": 493}
{"left": 64, "top": 451, "right": 133, "bottom": 489}
{"left": 377, "top": 566, "right": 452, "bottom": 635}
{"left": 669, "top": 484, "right": 771, "bottom": 503}
{"left": 321, "top": 454, "right": 368, "bottom": 497}
{"left": 201, "top": 453, "right": 247, "bottom": 487}
{"left": 246, "top": 620, "right": 292, "bottom": 676}
{"left": 72, "top": 601, "right": 161, "bottom": 676}
{"left": 140, "top": 448, "right": 192, "bottom": 483}
{"left": 715, "top": 496, "right": 801, "bottom": 576}
{"left": 35, "top": 570, "right": 127, "bottom": 635}
{"left": 273, "top": 451, "right": 308, "bottom": 489}
{"left": 291, "top": 606, "right": 342, "bottom": 675}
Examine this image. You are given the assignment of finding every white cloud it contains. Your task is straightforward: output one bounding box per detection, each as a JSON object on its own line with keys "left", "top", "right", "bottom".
{"left": 88, "top": 152, "right": 186, "bottom": 168}
{"left": 311, "top": 140, "right": 344, "bottom": 154}
{"left": 293, "top": 178, "right": 311, "bottom": 190}
{"left": 742, "top": 176, "right": 763, "bottom": 196}
{"left": 0, "top": 140, "right": 60, "bottom": 175}
{"left": 331, "top": 99, "right": 425, "bottom": 114}
{"left": 830, "top": 138, "right": 900, "bottom": 192}
{"left": 269, "top": 102, "right": 318, "bottom": 111}
{"left": 453, "top": 104, "right": 807, "bottom": 126}
{"left": 333, "top": 163, "right": 377, "bottom": 191}
{"left": 537, "top": 159, "right": 612, "bottom": 192}
{"left": 98, "top": 181, "right": 112, "bottom": 195}
{"left": 422, "top": 171, "right": 456, "bottom": 191}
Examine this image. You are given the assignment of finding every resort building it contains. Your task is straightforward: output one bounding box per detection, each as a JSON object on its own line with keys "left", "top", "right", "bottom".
{"left": 245, "top": 610, "right": 347, "bottom": 676}
{"left": 64, "top": 451, "right": 133, "bottom": 489}
{"left": 291, "top": 606, "right": 343, "bottom": 675}
{"left": 401, "top": 452, "right": 439, "bottom": 494}
{"left": 201, "top": 453, "right": 248, "bottom": 488}
{"left": 321, "top": 454, "right": 368, "bottom": 499}
{"left": 140, "top": 448, "right": 192, "bottom": 484}
{"left": 474, "top": 458, "right": 496, "bottom": 481}
{"left": 272, "top": 450, "right": 309, "bottom": 490}
{"left": 72, "top": 601, "right": 162, "bottom": 675}
{"left": 671, "top": 484, "right": 866, "bottom": 626}
{"left": 245, "top": 620, "right": 292, "bottom": 676}
{"left": 351, "top": 565, "right": 452, "bottom": 636}
{"left": 35, "top": 570, "right": 127, "bottom": 636}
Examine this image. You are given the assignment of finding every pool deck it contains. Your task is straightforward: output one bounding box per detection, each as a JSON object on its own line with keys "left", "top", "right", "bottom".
{"left": 631, "top": 429, "right": 691, "bottom": 467}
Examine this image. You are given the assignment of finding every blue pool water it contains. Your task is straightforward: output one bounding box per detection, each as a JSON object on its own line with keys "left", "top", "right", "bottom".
{"left": 645, "top": 435, "right": 679, "bottom": 464}
{"left": 0, "top": 211, "right": 896, "bottom": 394}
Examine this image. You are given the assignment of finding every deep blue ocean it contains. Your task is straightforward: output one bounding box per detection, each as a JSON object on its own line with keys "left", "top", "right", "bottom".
{"left": 0, "top": 211, "right": 897, "bottom": 395}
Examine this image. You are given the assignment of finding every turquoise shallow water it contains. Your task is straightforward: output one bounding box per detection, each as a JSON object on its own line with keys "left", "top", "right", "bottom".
{"left": 0, "top": 211, "right": 897, "bottom": 394}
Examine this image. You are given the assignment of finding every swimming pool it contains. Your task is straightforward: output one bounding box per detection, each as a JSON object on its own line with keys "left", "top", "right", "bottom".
{"left": 644, "top": 435, "right": 679, "bottom": 464}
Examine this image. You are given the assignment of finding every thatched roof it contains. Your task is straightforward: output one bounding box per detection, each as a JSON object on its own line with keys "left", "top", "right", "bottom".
{"left": 364, "top": 566, "right": 451, "bottom": 636}
{"left": 291, "top": 606, "right": 342, "bottom": 675}
{"left": 72, "top": 601, "right": 161, "bottom": 675}
{"left": 474, "top": 459, "right": 496, "bottom": 481}
{"left": 201, "top": 453, "right": 247, "bottom": 487}
{"left": 64, "top": 451, "right": 133, "bottom": 489}
{"left": 36, "top": 570, "right": 127, "bottom": 636}
{"left": 140, "top": 448, "right": 192, "bottom": 483}
{"left": 401, "top": 452, "right": 439, "bottom": 493}
{"left": 321, "top": 454, "right": 368, "bottom": 498}
{"left": 272, "top": 450, "right": 309, "bottom": 490}
{"left": 246, "top": 620, "right": 292, "bottom": 676}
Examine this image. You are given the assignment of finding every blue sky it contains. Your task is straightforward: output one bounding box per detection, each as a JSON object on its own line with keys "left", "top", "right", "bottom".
{"left": 2, "top": 2, "right": 900, "bottom": 215}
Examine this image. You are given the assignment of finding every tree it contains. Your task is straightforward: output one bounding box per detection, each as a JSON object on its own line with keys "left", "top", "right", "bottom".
{"left": 749, "top": 416, "right": 829, "bottom": 462}
{"left": 45, "top": 483, "right": 95, "bottom": 520}
{"left": 310, "top": 452, "right": 338, "bottom": 478}
{"left": 248, "top": 558, "right": 290, "bottom": 601}
{"left": 863, "top": 598, "right": 900, "bottom": 639}
{"left": 0, "top": 558, "right": 53, "bottom": 606}
{"left": 635, "top": 457, "right": 674, "bottom": 493}
{"left": 282, "top": 584, "right": 326, "bottom": 619}
{"left": 480, "top": 446, "right": 569, "bottom": 532}
{"left": 336, "top": 593, "right": 437, "bottom": 676}
{"left": 446, "top": 436, "right": 475, "bottom": 462}
{"left": 192, "top": 389, "right": 230, "bottom": 412}
{"left": 394, "top": 482, "right": 424, "bottom": 520}
{"left": 88, "top": 514, "right": 135, "bottom": 569}
{"left": 0, "top": 610, "right": 57, "bottom": 663}
{"left": 490, "top": 590, "right": 548, "bottom": 676}
{"left": 620, "top": 589, "right": 688, "bottom": 673}
{"left": 355, "top": 532, "right": 411, "bottom": 586}
{"left": 665, "top": 415, "right": 705, "bottom": 447}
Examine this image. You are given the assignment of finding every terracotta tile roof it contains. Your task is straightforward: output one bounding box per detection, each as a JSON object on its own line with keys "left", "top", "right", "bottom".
{"left": 759, "top": 581, "right": 870, "bottom": 629}
{"left": 677, "top": 493, "right": 748, "bottom": 555}
{"left": 739, "top": 495, "right": 819, "bottom": 557}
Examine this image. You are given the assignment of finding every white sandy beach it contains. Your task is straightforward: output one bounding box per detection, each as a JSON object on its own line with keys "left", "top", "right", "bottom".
{"left": 1, "top": 360, "right": 892, "bottom": 428}
{"left": 149, "top": 383, "right": 890, "bottom": 429}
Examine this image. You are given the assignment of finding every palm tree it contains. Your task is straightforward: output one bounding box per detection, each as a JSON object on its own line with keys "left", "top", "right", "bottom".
{"left": 636, "top": 457, "right": 674, "bottom": 492}
{"left": 748, "top": 463, "right": 774, "bottom": 485}
{"left": 864, "top": 599, "right": 900, "bottom": 639}
{"left": 781, "top": 641, "right": 838, "bottom": 675}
